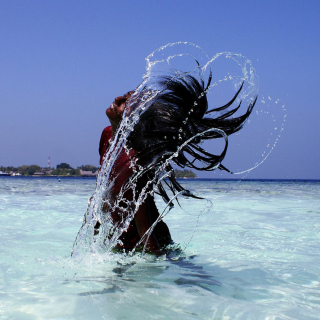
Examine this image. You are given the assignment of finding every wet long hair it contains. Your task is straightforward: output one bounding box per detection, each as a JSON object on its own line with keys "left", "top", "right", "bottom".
{"left": 127, "top": 74, "right": 257, "bottom": 204}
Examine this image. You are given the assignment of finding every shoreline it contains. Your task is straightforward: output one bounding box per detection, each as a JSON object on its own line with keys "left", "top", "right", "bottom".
{"left": 0, "top": 175, "right": 319, "bottom": 182}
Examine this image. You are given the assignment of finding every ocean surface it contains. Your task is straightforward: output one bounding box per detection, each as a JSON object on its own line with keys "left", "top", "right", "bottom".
{"left": 0, "top": 176, "right": 319, "bottom": 320}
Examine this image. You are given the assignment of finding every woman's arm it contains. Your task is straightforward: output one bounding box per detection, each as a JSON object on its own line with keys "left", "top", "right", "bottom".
{"left": 134, "top": 194, "right": 172, "bottom": 252}
{"left": 134, "top": 196, "right": 162, "bottom": 252}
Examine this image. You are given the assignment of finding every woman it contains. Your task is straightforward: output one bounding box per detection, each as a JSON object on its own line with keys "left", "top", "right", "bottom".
{"left": 97, "top": 74, "right": 257, "bottom": 253}
{"left": 97, "top": 91, "right": 172, "bottom": 253}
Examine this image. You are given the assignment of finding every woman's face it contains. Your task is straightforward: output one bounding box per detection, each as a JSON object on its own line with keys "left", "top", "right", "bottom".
{"left": 106, "top": 91, "right": 134, "bottom": 124}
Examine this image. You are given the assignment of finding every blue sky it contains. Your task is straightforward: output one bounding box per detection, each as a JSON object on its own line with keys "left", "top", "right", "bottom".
{"left": 1, "top": 0, "right": 319, "bottom": 179}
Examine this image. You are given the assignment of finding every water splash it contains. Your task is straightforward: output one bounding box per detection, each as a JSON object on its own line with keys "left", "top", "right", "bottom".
{"left": 223, "top": 93, "right": 286, "bottom": 178}
{"left": 232, "top": 98, "right": 287, "bottom": 176}
{"left": 72, "top": 42, "right": 282, "bottom": 257}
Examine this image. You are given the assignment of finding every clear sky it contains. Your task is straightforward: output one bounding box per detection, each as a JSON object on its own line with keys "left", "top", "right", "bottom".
{"left": 1, "top": 0, "right": 319, "bottom": 179}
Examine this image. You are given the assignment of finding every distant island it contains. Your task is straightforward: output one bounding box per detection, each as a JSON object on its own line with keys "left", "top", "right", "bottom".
{"left": 174, "top": 169, "right": 197, "bottom": 178}
{"left": 0, "top": 163, "right": 197, "bottom": 178}
{"left": 0, "top": 163, "right": 98, "bottom": 177}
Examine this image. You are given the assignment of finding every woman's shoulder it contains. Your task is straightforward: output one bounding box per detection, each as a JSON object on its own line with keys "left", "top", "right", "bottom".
{"left": 99, "top": 126, "right": 112, "bottom": 159}
{"left": 101, "top": 126, "right": 112, "bottom": 137}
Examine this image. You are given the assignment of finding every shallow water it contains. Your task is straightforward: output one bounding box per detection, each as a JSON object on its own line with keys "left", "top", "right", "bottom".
{"left": 1, "top": 177, "right": 320, "bottom": 319}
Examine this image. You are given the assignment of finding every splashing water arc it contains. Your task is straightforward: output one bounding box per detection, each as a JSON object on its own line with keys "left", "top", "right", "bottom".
{"left": 72, "top": 42, "right": 261, "bottom": 256}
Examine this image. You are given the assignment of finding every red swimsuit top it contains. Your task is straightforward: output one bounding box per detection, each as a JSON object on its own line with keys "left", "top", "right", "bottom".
{"left": 99, "top": 126, "right": 140, "bottom": 249}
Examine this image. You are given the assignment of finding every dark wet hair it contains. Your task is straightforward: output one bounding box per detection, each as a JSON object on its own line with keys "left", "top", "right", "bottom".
{"left": 127, "top": 74, "right": 257, "bottom": 203}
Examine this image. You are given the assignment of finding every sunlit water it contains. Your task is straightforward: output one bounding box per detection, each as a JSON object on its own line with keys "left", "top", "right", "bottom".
{"left": 1, "top": 176, "right": 320, "bottom": 319}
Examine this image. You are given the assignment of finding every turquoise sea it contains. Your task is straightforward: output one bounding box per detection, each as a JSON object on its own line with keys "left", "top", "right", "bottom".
{"left": 0, "top": 177, "right": 319, "bottom": 319}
